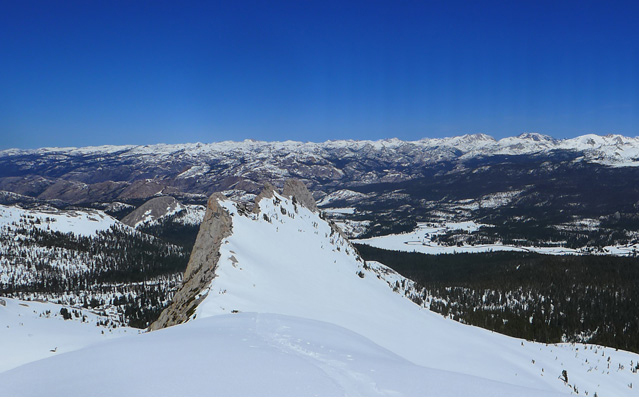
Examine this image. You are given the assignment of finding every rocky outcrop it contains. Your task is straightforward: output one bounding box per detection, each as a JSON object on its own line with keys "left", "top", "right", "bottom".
{"left": 149, "top": 179, "right": 318, "bottom": 331}
{"left": 149, "top": 193, "right": 233, "bottom": 330}
{"left": 252, "top": 182, "right": 277, "bottom": 214}
{"left": 282, "top": 179, "right": 318, "bottom": 212}
{"left": 121, "top": 196, "right": 181, "bottom": 228}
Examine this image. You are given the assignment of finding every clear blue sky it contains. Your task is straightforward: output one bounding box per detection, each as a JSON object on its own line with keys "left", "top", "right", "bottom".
{"left": 1, "top": 0, "right": 638, "bottom": 149}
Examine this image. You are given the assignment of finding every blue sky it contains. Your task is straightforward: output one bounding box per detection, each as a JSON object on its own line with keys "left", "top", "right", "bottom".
{"left": 1, "top": 0, "right": 638, "bottom": 149}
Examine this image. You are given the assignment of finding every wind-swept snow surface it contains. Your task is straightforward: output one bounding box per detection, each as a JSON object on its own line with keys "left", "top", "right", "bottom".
{"left": 0, "top": 313, "right": 557, "bottom": 397}
{"left": 0, "top": 297, "right": 136, "bottom": 373}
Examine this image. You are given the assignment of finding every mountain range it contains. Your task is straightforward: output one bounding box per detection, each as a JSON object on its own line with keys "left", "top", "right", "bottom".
{"left": 2, "top": 135, "right": 639, "bottom": 395}
{"left": 2, "top": 133, "right": 639, "bottom": 206}
{"left": 3, "top": 133, "right": 639, "bottom": 246}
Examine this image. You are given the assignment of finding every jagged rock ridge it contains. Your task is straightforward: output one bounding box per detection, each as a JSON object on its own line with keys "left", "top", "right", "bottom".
{"left": 149, "top": 193, "right": 233, "bottom": 330}
{"left": 150, "top": 179, "right": 320, "bottom": 330}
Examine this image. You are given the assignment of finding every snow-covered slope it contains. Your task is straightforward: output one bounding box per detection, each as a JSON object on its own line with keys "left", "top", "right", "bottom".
{"left": 0, "top": 204, "right": 119, "bottom": 237}
{"left": 0, "top": 203, "right": 187, "bottom": 328}
{"left": 159, "top": 185, "right": 639, "bottom": 396}
{"left": 121, "top": 196, "right": 205, "bottom": 229}
{"left": 0, "top": 312, "right": 556, "bottom": 397}
{"left": 0, "top": 297, "right": 137, "bottom": 373}
{"left": 0, "top": 203, "right": 131, "bottom": 279}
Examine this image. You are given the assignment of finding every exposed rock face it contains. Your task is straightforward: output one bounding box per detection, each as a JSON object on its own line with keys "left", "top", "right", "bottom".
{"left": 149, "top": 193, "right": 233, "bottom": 330}
{"left": 121, "top": 196, "right": 181, "bottom": 228}
{"left": 282, "top": 179, "right": 318, "bottom": 212}
{"left": 252, "top": 182, "right": 277, "bottom": 214}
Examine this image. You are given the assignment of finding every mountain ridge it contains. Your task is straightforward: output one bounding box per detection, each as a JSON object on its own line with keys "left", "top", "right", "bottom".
{"left": 3, "top": 133, "right": 639, "bottom": 166}
{"left": 143, "top": 179, "right": 639, "bottom": 396}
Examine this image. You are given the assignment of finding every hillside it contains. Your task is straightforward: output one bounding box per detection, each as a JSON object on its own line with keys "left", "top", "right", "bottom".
{"left": 0, "top": 310, "right": 560, "bottom": 396}
{"left": 0, "top": 203, "right": 188, "bottom": 328}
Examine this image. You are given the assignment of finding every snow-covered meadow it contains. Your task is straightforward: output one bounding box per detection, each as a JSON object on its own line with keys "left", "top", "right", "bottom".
{"left": 354, "top": 222, "right": 639, "bottom": 256}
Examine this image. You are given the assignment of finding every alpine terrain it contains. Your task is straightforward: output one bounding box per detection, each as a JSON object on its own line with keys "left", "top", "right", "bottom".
{"left": 1, "top": 180, "right": 637, "bottom": 396}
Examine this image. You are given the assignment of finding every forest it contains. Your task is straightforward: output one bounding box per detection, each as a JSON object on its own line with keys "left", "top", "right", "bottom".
{"left": 0, "top": 225, "right": 189, "bottom": 328}
{"left": 355, "top": 244, "right": 639, "bottom": 353}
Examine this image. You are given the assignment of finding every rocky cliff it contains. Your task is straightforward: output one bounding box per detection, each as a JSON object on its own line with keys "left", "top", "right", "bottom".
{"left": 149, "top": 179, "right": 317, "bottom": 330}
{"left": 148, "top": 193, "right": 232, "bottom": 330}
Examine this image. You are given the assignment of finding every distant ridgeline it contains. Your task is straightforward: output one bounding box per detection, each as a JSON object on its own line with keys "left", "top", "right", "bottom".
{"left": 3, "top": 134, "right": 639, "bottom": 247}
{"left": 356, "top": 244, "right": 639, "bottom": 354}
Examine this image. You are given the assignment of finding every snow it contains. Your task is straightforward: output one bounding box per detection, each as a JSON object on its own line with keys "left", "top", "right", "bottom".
{"left": 0, "top": 204, "right": 120, "bottom": 237}
{"left": 130, "top": 202, "right": 205, "bottom": 228}
{"left": 0, "top": 312, "right": 557, "bottom": 396}
{"left": 176, "top": 163, "right": 211, "bottom": 179}
{"left": 355, "top": 222, "right": 639, "bottom": 257}
{"left": 174, "top": 204, "right": 206, "bottom": 225}
{"left": 0, "top": 297, "right": 137, "bottom": 373}
{"left": 187, "top": 193, "right": 638, "bottom": 396}
{"left": 7, "top": 133, "right": 639, "bottom": 168}
{"left": 1, "top": 193, "right": 638, "bottom": 396}
{"left": 317, "top": 189, "right": 371, "bottom": 207}
{"left": 323, "top": 207, "right": 356, "bottom": 214}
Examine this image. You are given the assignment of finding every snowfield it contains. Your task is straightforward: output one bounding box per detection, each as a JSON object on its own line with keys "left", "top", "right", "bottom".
{"left": 0, "top": 297, "right": 137, "bottom": 374}
{"left": 0, "top": 312, "right": 558, "bottom": 397}
{"left": 354, "top": 222, "right": 639, "bottom": 256}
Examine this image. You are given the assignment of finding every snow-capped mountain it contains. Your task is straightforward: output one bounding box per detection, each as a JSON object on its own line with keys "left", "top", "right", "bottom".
{"left": 3, "top": 132, "right": 639, "bottom": 246}
{"left": 3, "top": 133, "right": 638, "bottom": 165}
{"left": 2, "top": 133, "right": 639, "bottom": 207}
{"left": 120, "top": 196, "right": 205, "bottom": 228}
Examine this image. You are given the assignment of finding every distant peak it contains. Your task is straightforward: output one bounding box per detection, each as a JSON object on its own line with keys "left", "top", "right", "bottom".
{"left": 516, "top": 132, "right": 556, "bottom": 142}
{"left": 460, "top": 133, "right": 496, "bottom": 142}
